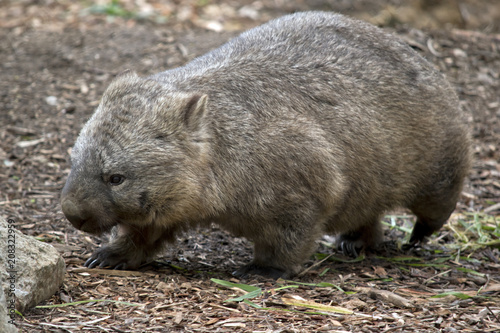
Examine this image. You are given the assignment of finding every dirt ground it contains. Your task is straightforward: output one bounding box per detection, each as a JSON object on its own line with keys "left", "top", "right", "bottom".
{"left": 1, "top": 0, "right": 500, "bottom": 332}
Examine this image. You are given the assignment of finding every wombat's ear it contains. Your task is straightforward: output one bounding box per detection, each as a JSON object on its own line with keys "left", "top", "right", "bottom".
{"left": 183, "top": 94, "right": 208, "bottom": 132}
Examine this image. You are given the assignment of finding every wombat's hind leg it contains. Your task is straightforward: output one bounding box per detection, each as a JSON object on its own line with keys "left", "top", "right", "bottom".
{"left": 234, "top": 221, "right": 322, "bottom": 279}
{"left": 337, "top": 219, "right": 383, "bottom": 257}
{"left": 233, "top": 240, "right": 307, "bottom": 279}
{"left": 337, "top": 238, "right": 361, "bottom": 258}
{"left": 409, "top": 199, "right": 457, "bottom": 246}
{"left": 408, "top": 175, "right": 463, "bottom": 246}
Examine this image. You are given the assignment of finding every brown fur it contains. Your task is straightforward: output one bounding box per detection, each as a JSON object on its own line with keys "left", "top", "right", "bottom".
{"left": 61, "top": 12, "right": 471, "bottom": 278}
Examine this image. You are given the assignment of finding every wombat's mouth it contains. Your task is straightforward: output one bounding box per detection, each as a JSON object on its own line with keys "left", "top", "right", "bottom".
{"left": 66, "top": 216, "right": 116, "bottom": 235}
{"left": 78, "top": 219, "right": 116, "bottom": 235}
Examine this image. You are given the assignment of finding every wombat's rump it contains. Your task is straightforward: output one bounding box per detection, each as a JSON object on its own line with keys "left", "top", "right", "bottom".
{"left": 61, "top": 11, "right": 471, "bottom": 278}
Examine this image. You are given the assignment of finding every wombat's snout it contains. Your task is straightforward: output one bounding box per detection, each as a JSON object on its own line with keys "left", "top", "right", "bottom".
{"left": 61, "top": 198, "right": 87, "bottom": 230}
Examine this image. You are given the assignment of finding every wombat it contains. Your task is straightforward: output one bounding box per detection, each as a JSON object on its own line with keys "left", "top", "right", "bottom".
{"left": 61, "top": 11, "right": 471, "bottom": 279}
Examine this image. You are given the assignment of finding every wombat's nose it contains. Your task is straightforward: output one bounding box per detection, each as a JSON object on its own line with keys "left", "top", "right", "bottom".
{"left": 61, "top": 198, "right": 86, "bottom": 229}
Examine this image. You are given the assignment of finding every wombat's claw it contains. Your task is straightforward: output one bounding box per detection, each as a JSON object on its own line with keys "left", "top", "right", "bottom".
{"left": 84, "top": 257, "right": 110, "bottom": 269}
{"left": 338, "top": 240, "right": 360, "bottom": 258}
{"left": 84, "top": 248, "right": 131, "bottom": 270}
{"left": 84, "top": 257, "right": 129, "bottom": 270}
{"left": 403, "top": 236, "right": 423, "bottom": 251}
{"left": 113, "top": 263, "right": 128, "bottom": 270}
{"left": 84, "top": 257, "right": 100, "bottom": 269}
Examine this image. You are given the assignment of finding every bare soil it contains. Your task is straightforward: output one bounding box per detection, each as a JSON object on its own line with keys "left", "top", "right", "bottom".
{"left": 1, "top": 1, "right": 499, "bottom": 332}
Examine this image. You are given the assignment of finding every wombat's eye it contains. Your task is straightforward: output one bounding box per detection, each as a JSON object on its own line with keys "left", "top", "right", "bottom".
{"left": 109, "top": 174, "right": 125, "bottom": 186}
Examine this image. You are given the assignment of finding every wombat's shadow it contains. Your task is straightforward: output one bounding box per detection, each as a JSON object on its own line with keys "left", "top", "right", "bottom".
{"left": 139, "top": 223, "right": 446, "bottom": 279}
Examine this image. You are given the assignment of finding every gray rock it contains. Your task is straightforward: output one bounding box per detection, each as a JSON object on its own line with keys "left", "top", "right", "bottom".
{"left": 0, "top": 287, "right": 18, "bottom": 333}
{"left": 0, "top": 217, "right": 65, "bottom": 313}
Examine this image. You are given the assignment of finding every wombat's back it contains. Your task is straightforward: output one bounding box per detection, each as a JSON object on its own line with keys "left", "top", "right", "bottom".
{"left": 151, "top": 11, "right": 470, "bottom": 229}
{"left": 152, "top": 11, "right": 463, "bottom": 133}
{"left": 153, "top": 12, "right": 441, "bottom": 101}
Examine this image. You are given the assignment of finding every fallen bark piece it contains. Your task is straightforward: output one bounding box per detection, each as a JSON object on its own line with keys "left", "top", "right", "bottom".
{"left": 369, "top": 289, "right": 413, "bottom": 308}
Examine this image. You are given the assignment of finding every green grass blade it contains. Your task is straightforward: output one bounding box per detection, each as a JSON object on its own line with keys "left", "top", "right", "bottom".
{"left": 430, "top": 292, "right": 472, "bottom": 300}
{"left": 211, "top": 278, "right": 260, "bottom": 292}
{"left": 283, "top": 280, "right": 344, "bottom": 292}
{"left": 225, "top": 289, "right": 263, "bottom": 302}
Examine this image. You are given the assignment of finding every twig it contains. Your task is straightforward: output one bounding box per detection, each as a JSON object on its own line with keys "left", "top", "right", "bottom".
{"left": 451, "top": 29, "right": 500, "bottom": 41}
{"left": 484, "top": 202, "right": 500, "bottom": 214}
{"left": 208, "top": 303, "right": 241, "bottom": 313}
{"left": 422, "top": 269, "right": 452, "bottom": 285}
{"left": 297, "top": 253, "right": 334, "bottom": 277}
{"left": 486, "top": 305, "right": 500, "bottom": 324}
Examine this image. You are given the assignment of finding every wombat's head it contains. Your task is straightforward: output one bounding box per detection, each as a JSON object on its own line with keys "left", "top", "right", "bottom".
{"left": 61, "top": 71, "right": 211, "bottom": 234}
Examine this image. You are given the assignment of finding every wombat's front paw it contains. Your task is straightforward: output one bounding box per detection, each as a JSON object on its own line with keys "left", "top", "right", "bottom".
{"left": 233, "top": 263, "right": 288, "bottom": 279}
{"left": 84, "top": 246, "right": 140, "bottom": 270}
